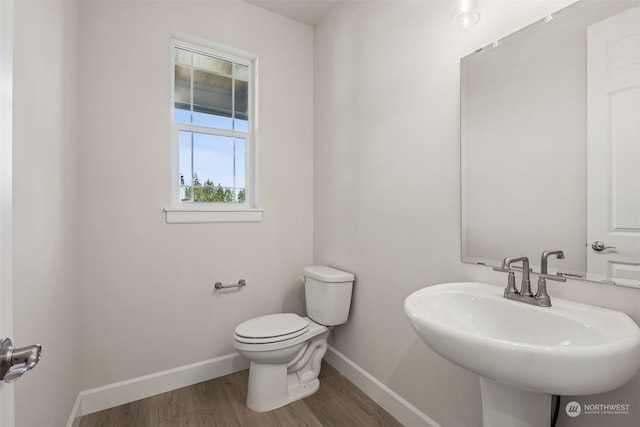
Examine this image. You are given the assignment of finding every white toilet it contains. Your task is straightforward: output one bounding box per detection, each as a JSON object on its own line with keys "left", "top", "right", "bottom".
{"left": 233, "top": 265, "right": 354, "bottom": 412}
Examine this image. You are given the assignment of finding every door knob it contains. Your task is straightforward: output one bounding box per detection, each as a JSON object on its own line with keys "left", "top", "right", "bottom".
{"left": 591, "top": 241, "right": 617, "bottom": 252}
{"left": 0, "top": 337, "right": 41, "bottom": 383}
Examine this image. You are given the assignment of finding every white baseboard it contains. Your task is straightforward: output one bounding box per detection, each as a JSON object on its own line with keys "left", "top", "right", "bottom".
{"left": 67, "top": 352, "right": 249, "bottom": 426}
{"left": 66, "top": 348, "right": 438, "bottom": 427}
{"left": 325, "top": 346, "right": 442, "bottom": 427}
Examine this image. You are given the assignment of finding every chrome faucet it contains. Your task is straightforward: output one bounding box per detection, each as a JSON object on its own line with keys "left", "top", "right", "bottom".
{"left": 493, "top": 251, "right": 566, "bottom": 307}
{"left": 535, "top": 250, "right": 566, "bottom": 307}
{"left": 494, "top": 256, "right": 532, "bottom": 297}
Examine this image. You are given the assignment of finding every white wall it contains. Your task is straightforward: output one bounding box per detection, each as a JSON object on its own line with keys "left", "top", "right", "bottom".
{"left": 78, "top": 0, "right": 314, "bottom": 389}
{"left": 314, "top": 4, "right": 482, "bottom": 425}
{"left": 12, "top": 1, "right": 82, "bottom": 426}
{"left": 315, "top": 1, "right": 640, "bottom": 427}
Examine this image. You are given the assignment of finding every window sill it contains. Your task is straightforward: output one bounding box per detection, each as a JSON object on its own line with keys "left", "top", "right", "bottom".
{"left": 164, "top": 206, "right": 263, "bottom": 224}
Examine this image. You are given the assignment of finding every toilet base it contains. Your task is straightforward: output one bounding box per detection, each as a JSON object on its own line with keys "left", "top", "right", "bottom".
{"left": 245, "top": 330, "right": 329, "bottom": 412}
{"left": 288, "top": 377, "right": 320, "bottom": 402}
{"left": 246, "top": 362, "right": 287, "bottom": 412}
{"left": 246, "top": 361, "right": 322, "bottom": 412}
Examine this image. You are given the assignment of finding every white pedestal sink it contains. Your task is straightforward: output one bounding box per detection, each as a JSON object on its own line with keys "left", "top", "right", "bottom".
{"left": 404, "top": 282, "right": 640, "bottom": 427}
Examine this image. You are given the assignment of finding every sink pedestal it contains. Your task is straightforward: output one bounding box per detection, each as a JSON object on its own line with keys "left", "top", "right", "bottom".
{"left": 480, "top": 378, "right": 551, "bottom": 427}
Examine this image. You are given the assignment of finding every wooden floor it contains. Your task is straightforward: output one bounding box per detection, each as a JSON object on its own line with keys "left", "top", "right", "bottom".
{"left": 79, "top": 362, "right": 403, "bottom": 427}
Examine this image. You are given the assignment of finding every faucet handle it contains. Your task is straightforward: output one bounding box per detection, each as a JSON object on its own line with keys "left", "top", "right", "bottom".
{"left": 539, "top": 273, "right": 566, "bottom": 283}
{"left": 494, "top": 266, "right": 519, "bottom": 296}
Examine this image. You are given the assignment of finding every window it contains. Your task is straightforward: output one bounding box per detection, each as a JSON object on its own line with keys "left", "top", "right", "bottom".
{"left": 165, "top": 39, "right": 261, "bottom": 223}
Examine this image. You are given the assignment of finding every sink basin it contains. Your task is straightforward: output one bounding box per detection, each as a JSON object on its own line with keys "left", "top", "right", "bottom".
{"left": 404, "top": 282, "right": 640, "bottom": 396}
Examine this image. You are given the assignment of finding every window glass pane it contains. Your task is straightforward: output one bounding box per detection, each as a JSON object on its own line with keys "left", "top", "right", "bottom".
{"left": 234, "top": 138, "right": 246, "bottom": 201}
{"left": 235, "top": 62, "right": 249, "bottom": 81}
{"left": 192, "top": 68, "right": 233, "bottom": 129}
{"left": 174, "top": 46, "right": 250, "bottom": 134}
{"left": 193, "top": 133, "right": 234, "bottom": 188}
{"left": 174, "top": 65, "right": 191, "bottom": 104}
{"left": 179, "top": 132, "right": 245, "bottom": 203}
{"left": 174, "top": 63, "right": 191, "bottom": 124}
{"left": 234, "top": 63, "right": 249, "bottom": 132}
{"left": 178, "top": 131, "right": 193, "bottom": 201}
{"left": 192, "top": 110, "right": 232, "bottom": 129}
{"left": 174, "top": 108, "right": 191, "bottom": 124}
{"left": 174, "top": 48, "right": 192, "bottom": 67}
{"left": 193, "top": 51, "right": 232, "bottom": 76}
{"left": 234, "top": 118, "right": 249, "bottom": 133}
{"left": 174, "top": 48, "right": 192, "bottom": 125}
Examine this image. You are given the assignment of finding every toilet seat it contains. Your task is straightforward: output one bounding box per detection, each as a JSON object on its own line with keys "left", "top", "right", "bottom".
{"left": 235, "top": 313, "right": 309, "bottom": 345}
{"left": 234, "top": 315, "right": 328, "bottom": 353}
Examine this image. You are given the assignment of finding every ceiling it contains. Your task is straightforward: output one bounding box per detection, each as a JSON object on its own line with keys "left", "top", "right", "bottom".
{"left": 243, "top": 0, "right": 338, "bottom": 27}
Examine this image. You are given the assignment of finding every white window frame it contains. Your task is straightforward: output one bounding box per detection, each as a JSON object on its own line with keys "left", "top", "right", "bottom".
{"left": 165, "top": 36, "right": 262, "bottom": 224}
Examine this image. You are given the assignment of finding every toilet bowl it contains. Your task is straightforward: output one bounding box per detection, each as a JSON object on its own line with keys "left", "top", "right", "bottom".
{"left": 233, "top": 265, "right": 354, "bottom": 412}
{"left": 234, "top": 313, "right": 329, "bottom": 412}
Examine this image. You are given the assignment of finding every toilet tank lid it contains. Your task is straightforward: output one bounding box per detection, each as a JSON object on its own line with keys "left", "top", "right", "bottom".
{"left": 304, "top": 265, "right": 354, "bottom": 283}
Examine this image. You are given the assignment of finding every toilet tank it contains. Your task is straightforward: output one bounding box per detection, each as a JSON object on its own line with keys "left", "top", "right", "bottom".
{"left": 304, "top": 265, "right": 354, "bottom": 326}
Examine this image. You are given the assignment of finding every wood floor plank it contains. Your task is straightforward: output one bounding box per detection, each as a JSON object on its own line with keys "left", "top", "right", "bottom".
{"left": 304, "top": 361, "right": 401, "bottom": 427}
{"left": 103, "top": 395, "right": 159, "bottom": 427}
{"left": 318, "top": 361, "right": 340, "bottom": 378}
{"left": 272, "top": 400, "right": 324, "bottom": 427}
{"left": 192, "top": 378, "right": 242, "bottom": 426}
{"left": 78, "top": 362, "right": 402, "bottom": 427}
{"left": 157, "top": 384, "right": 196, "bottom": 422}
{"left": 157, "top": 411, "right": 217, "bottom": 427}
{"left": 79, "top": 396, "right": 159, "bottom": 427}
{"left": 322, "top": 373, "right": 402, "bottom": 427}
{"left": 78, "top": 411, "right": 109, "bottom": 427}
{"left": 304, "top": 398, "right": 366, "bottom": 427}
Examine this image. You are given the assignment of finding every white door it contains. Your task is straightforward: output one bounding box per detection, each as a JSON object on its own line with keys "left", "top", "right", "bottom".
{"left": 587, "top": 6, "right": 640, "bottom": 287}
{"left": 0, "top": 0, "right": 15, "bottom": 424}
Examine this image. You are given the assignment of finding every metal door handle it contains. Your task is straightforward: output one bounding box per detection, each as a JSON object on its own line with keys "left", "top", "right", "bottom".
{"left": 591, "top": 241, "right": 617, "bottom": 252}
{"left": 0, "top": 337, "right": 41, "bottom": 383}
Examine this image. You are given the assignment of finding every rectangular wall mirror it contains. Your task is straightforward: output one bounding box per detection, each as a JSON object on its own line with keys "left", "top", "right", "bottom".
{"left": 461, "top": 0, "right": 640, "bottom": 287}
